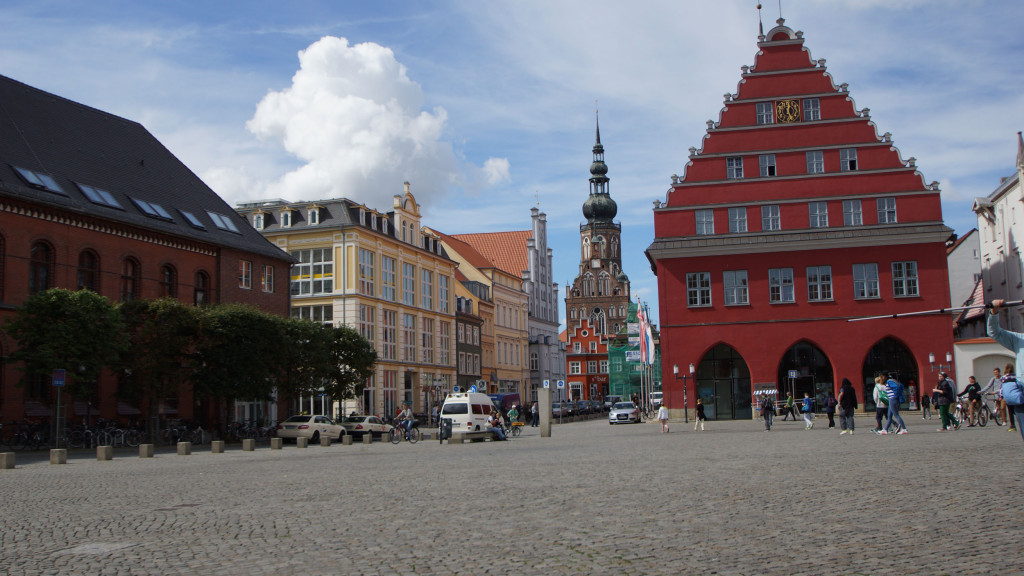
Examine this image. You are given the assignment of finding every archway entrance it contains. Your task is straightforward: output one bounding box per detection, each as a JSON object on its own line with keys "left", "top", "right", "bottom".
{"left": 694, "top": 344, "right": 751, "bottom": 420}
{"left": 862, "top": 338, "right": 918, "bottom": 410}
{"left": 777, "top": 341, "right": 834, "bottom": 412}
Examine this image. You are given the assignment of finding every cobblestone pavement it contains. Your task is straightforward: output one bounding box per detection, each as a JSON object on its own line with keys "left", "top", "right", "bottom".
{"left": 2, "top": 415, "right": 1021, "bottom": 575}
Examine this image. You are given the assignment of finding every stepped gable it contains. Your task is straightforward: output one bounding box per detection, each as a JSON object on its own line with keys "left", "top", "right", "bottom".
{"left": 662, "top": 18, "right": 939, "bottom": 213}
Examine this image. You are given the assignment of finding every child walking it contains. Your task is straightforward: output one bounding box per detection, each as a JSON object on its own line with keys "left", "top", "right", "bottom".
{"left": 694, "top": 398, "right": 706, "bottom": 431}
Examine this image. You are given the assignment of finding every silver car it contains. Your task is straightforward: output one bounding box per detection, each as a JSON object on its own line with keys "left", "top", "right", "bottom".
{"left": 608, "top": 402, "right": 641, "bottom": 425}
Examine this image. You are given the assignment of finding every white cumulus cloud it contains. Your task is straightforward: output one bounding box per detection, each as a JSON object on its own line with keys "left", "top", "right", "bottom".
{"left": 245, "top": 35, "right": 505, "bottom": 209}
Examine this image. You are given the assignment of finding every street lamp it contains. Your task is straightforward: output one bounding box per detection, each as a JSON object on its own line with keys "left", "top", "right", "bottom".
{"left": 929, "top": 352, "right": 952, "bottom": 373}
{"left": 673, "top": 363, "right": 695, "bottom": 423}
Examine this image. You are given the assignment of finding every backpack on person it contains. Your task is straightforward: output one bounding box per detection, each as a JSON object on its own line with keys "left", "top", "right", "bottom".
{"left": 1002, "top": 375, "right": 1024, "bottom": 406}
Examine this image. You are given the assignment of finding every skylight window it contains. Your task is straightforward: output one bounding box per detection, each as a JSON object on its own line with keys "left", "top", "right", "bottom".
{"left": 207, "top": 211, "right": 240, "bottom": 233}
{"left": 76, "top": 183, "right": 123, "bottom": 209}
{"left": 130, "top": 197, "right": 174, "bottom": 221}
{"left": 14, "top": 166, "right": 64, "bottom": 194}
{"left": 179, "top": 210, "right": 206, "bottom": 230}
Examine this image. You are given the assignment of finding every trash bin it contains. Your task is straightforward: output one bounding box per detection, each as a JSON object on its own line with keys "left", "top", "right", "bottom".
{"left": 439, "top": 417, "right": 453, "bottom": 443}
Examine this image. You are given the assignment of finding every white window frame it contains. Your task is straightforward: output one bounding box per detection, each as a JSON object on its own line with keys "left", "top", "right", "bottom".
{"left": 726, "top": 157, "right": 744, "bottom": 179}
{"left": 761, "top": 205, "right": 781, "bottom": 231}
{"left": 755, "top": 102, "right": 774, "bottom": 125}
{"left": 842, "top": 200, "right": 863, "bottom": 226}
{"left": 723, "top": 270, "right": 749, "bottom": 306}
{"left": 806, "top": 150, "right": 824, "bottom": 174}
{"left": 877, "top": 197, "right": 897, "bottom": 224}
{"left": 695, "top": 209, "right": 714, "bottom": 235}
{"left": 853, "top": 263, "right": 880, "bottom": 299}
{"left": 840, "top": 148, "right": 858, "bottom": 171}
{"left": 381, "top": 256, "right": 396, "bottom": 302}
{"left": 809, "top": 202, "right": 829, "bottom": 228}
{"left": 728, "top": 207, "right": 747, "bottom": 233}
{"left": 892, "top": 261, "right": 919, "bottom": 297}
{"left": 769, "top": 268, "right": 795, "bottom": 303}
{"left": 686, "top": 272, "right": 712, "bottom": 308}
{"left": 759, "top": 154, "right": 776, "bottom": 177}
{"left": 802, "top": 98, "right": 820, "bottom": 121}
{"left": 358, "top": 248, "right": 375, "bottom": 296}
{"left": 569, "top": 361, "right": 582, "bottom": 375}
{"left": 807, "top": 265, "right": 833, "bottom": 302}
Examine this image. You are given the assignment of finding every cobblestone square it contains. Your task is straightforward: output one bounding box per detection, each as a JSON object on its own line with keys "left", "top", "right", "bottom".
{"left": 2, "top": 416, "right": 1021, "bottom": 575}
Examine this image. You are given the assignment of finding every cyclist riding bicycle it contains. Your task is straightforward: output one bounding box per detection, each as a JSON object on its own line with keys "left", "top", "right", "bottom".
{"left": 958, "top": 376, "right": 982, "bottom": 426}
{"left": 396, "top": 406, "right": 415, "bottom": 439}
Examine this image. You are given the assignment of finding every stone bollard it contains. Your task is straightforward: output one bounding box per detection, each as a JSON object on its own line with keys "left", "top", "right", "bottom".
{"left": 97, "top": 445, "right": 113, "bottom": 461}
{"left": 270, "top": 437, "right": 283, "bottom": 450}
{"left": 210, "top": 441, "right": 225, "bottom": 454}
{"left": 139, "top": 444, "right": 154, "bottom": 458}
{"left": 177, "top": 441, "right": 192, "bottom": 456}
{"left": 50, "top": 448, "right": 67, "bottom": 465}
{"left": 320, "top": 436, "right": 332, "bottom": 447}
{"left": 242, "top": 439, "right": 255, "bottom": 451}
{"left": 342, "top": 434, "right": 353, "bottom": 445}
{"left": 0, "top": 452, "right": 14, "bottom": 469}
{"left": 362, "top": 433, "right": 372, "bottom": 445}
{"left": 296, "top": 437, "right": 308, "bottom": 448}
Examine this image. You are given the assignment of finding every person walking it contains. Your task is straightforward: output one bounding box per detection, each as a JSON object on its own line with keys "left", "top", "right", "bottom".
{"left": 694, "top": 398, "right": 706, "bottom": 431}
{"left": 884, "top": 373, "right": 908, "bottom": 434}
{"left": 920, "top": 392, "right": 931, "bottom": 420}
{"left": 872, "top": 376, "right": 889, "bottom": 434}
{"left": 989, "top": 366, "right": 1015, "bottom": 432}
{"left": 657, "top": 402, "right": 670, "bottom": 433}
{"left": 802, "top": 392, "right": 814, "bottom": 430}
{"left": 783, "top": 392, "right": 796, "bottom": 421}
{"left": 824, "top": 390, "right": 838, "bottom": 429}
{"left": 837, "top": 378, "right": 857, "bottom": 435}
{"left": 759, "top": 393, "right": 774, "bottom": 431}
{"left": 933, "top": 373, "right": 957, "bottom": 431}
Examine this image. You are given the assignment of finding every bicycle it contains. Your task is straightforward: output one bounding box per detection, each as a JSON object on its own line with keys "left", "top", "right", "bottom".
{"left": 951, "top": 400, "right": 965, "bottom": 431}
{"left": 509, "top": 421, "right": 524, "bottom": 438}
{"left": 978, "top": 395, "right": 1003, "bottom": 427}
{"left": 5, "top": 420, "right": 49, "bottom": 451}
{"left": 389, "top": 419, "right": 421, "bottom": 444}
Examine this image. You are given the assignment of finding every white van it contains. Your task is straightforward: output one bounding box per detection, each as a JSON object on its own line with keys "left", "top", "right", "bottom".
{"left": 440, "top": 392, "right": 496, "bottom": 432}
{"left": 650, "top": 392, "right": 663, "bottom": 408}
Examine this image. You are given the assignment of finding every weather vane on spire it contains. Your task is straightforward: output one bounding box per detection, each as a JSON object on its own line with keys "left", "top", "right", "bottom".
{"left": 757, "top": 2, "right": 764, "bottom": 36}
{"left": 535, "top": 191, "right": 540, "bottom": 207}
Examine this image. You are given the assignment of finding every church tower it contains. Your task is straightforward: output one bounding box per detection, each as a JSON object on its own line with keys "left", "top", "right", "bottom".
{"left": 564, "top": 116, "right": 631, "bottom": 402}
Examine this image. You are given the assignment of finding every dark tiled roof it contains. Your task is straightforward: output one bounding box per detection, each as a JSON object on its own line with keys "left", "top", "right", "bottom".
{"left": 0, "top": 74, "right": 289, "bottom": 261}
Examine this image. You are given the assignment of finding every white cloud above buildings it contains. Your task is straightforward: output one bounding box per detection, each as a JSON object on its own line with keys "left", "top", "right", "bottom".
{"left": 239, "top": 35, "right": 508, "bottom": 210}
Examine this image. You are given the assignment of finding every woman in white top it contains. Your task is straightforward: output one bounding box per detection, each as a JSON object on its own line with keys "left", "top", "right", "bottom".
{"left": 657, "top": 403, "right": 670, "bottom": 433}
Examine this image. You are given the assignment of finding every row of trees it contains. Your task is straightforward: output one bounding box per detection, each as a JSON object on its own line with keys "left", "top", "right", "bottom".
{"left": 5, "top": 289, "right": 376, "bottom": 434}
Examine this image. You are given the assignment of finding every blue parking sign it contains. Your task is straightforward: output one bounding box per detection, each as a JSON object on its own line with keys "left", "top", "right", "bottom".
{"left": 52, "top": 368, "right": 66, "bottom": 387}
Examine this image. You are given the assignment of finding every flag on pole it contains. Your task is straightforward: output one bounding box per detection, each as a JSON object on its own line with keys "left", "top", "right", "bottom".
{"left": 637, "top": 298, "right": 655, "bottom": 365}
{"left": 1017, "top": 131, "right": 1023, "bottom": 172}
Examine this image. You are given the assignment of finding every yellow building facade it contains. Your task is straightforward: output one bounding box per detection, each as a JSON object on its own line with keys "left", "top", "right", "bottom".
{"left": 237, "top": 183, "right": 456, "bottom": 419}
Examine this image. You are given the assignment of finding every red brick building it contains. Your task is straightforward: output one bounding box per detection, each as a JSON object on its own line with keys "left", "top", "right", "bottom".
{"left": 646, "top": 19, "right": 953, "bottom": 419}
{"left": 561, "top": 319, "right": 610, "bottom": 403}
{"left": 0, "top": 75, "right": 291, "bottom": 425}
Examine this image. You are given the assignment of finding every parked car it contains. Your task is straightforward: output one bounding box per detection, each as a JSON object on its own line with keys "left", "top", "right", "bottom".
{"left": 575, "top": 400, "right": 592, "bottom": 415}
{"left": 341, "top": 415, "right": 392, "bottom": 439}
{"left": 603, "top": 395, "right": 623, "bottom": 411}
{"left": 276, "top": 415, "right": 346, "bottom": 443}
{"left": 650, "top": 392, "right": 664, "bottom": 409}
{"left": 552, "top": 401, "right": 570, "bottom": 418}
{"left": 609, "top": 402, "right": 641, "bottom": 425}
{"left": 591, "top": 400, "right": 606, "bottom": 413}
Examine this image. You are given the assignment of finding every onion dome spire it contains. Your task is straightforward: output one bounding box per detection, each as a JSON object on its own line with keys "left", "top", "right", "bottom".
{"left": 583, "top": 110, "right": 617, "bottom": 223}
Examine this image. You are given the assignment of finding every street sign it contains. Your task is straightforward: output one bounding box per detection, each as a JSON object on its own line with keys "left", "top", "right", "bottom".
{"left": 469, "top": 385, "right": 477, "bottom": 393}
{"left": 788, "top": 370, "right": 799, "bottom": 379}
{"left": 556, "top": 380, "right": 565, "bottom": 389}
{"left": 52, "top": 368, "right": 66, "bottom": 387}
{"left": 543, "top": 379, "right": 550, "bottom": 389}
{"left": 453, "top": 386, "right": 461, "bottom": 393}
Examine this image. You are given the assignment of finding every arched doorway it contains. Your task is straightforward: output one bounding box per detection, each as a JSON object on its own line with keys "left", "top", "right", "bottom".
{"left": 694, "top": 344, "right": 751, "bottom": 420}
{"left": 777, "top": 341, "right": 834, "bottom": 412}
{"left": 862, "top": 337, "right": 918, "bottom": 410}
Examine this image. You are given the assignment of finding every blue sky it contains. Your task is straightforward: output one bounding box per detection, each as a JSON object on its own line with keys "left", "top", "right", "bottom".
{"left": 2, "top": 1, "right": 1022, "bottom": 328}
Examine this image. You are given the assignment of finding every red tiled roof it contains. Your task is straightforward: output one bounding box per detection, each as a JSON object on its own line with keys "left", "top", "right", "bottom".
{"left": 955, "top": 277, "right": 985, "bottom": 325}
{"left": 430, "top": 229, "right": 495, "bottom": 269}
{"left": 451, "top": 231, "right": 531, "bottom": 277}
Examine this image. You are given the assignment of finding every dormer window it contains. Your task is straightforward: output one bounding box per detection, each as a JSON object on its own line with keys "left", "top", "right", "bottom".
{"left": 371, "top": 213, "right": 378, "bottom": 230}
{"left": 253, "top": 213, "right": 265, "bottom": 230}
{"left": 308, "top": 207, "right": 320, "bottom": 225}
{"left": 281, "top": 210, "right": 292, "bottom": 228}
{"left": 14, "top": 166, "right": 64, "bottom": 195}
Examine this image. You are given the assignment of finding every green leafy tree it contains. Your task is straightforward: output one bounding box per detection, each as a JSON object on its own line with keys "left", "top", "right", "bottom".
{"left": 118, "top": 298, "right": 200, "bottom": 438}
{"left": 273, "top": 317, "right": 335, "bottom": 400}
{"left": 321, "top": 324, "right": 376, "bottom": 402}
{"left": 190, "top": 303, "right": 286, "bottom": 404}
{"left": 4, "top": 288, "right": 124, "bottom": 399}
